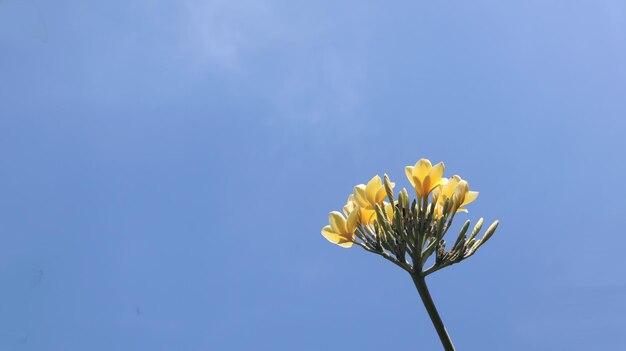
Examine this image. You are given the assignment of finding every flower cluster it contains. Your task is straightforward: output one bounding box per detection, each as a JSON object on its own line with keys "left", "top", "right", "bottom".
{"left": 321, "top": 158, "right": 499, "bottom": 275}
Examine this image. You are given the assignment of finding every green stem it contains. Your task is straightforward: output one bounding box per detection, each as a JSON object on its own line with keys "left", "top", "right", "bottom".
{"left": 410, "top": 274, "right": 455, "bottom": 351}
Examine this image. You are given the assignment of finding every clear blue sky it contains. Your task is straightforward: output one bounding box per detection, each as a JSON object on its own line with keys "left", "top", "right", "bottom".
{"left": 1, "top": 1, "right": 625, "bottom": 350}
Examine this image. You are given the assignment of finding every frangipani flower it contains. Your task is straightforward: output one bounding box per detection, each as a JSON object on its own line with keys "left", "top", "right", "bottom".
{"left": 344, "top": 194, "right": 395, "bottom": 226}
{"left": 451, "top": 179, "right": 478, "bottom": 212}
{"left": 432, "top": 175, "right": 479, "bottom": 215}
{"left": 405, "top": 159, "right": 445, "bottom": 198}
{"left": 343, "top": 195, "right": 376, "bottom": 224}
{"left": 321, "top": 210, "right": 358, "bottom": 248}
{"left": 353, "top": 175, "right": 395, "bottom": 210}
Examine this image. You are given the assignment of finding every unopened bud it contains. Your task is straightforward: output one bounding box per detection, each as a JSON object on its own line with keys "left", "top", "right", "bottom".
{"left": 468, "top": 217, "right": 484, "bottom": 242}
{"left": 481, "top": 220, "right": 499, "bottom": 245}
{"left": 383, "top": 174, "right": 395, "bottom": 204}
{"left": 453, "top": 220, "right": 471, "bottom": 250}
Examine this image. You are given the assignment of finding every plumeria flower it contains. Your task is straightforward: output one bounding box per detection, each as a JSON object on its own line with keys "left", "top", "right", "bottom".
{"left": 433, "top": 175, "right": 479, "bottom": 213}
{"left": 405, "top": 159, "right": 445, "bottom": 198}
{"left": 353, "top": 175, "right": 395, "bottom": 211}
{"left": 343, "top": 194, "right": 376, "bottom": 224}
{"left": 321, "top": 210, "right": 358, "bottom": 248}
{"left": 451, "top": 179, "right": 478, "bottom": 212}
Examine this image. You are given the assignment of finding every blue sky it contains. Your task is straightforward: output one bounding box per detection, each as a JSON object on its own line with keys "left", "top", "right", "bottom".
{"left": 1, "top": 1, "right": 626, "bottom": 350}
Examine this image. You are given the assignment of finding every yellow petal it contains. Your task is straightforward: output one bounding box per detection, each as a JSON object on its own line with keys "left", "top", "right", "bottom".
{"left": 336, "top": 240, "right": 354, "bottom": 248}
{"left": 342, "top": 205, "right": 352, "bottom": 217}
{"left": 413, "top": 159, "right": 432, "bottom": 181}
{"left": 432, "top": 178, "right": 447, "bottom": 191}
{"left": 443, "top": 175, "right": 460, "bottom": 198}
{"left": 375, "top": 187, "right": 387, "bottom": 204}
{"left": 329, "top": 211, "right": 347, "bottom": 233}
{"left": 343, "top": 195, "right": 357, "bottom": 216}
{"left": 365, "top": 175, "right": 382, "bottom": 204}
{"left": 360, "top": 208, "right": 376, "bottom": 224}
{"left": 427, "top": 162, "right": 445, "bottom": 188}
{"left": 321, "top": 225, "right": 337, "bottom": 240}
{"left": 405, "top": 166, "right": 415, "bottom": 186}
{"left": 346, "top": 208, "right": 358, "bottom": 233}
{"left": 435, "top": 179, "right": 448, "bottom": 199}
{"left": 462, "top": 191, "right": 479, "bottom": 206}
{"left": 321, "top": 226, "right": 353, "bottom": 248}
{"left": 422, "top": 163, "right": 444, "bottom": 195}
{"left": 353, "top": 185, "right": 369, "bottom": 208}
{"left": 421, "top": 178, "right": 432, "bottom": 197}
{"left": 413, "top": 177, "right": 425, "bottom": 197}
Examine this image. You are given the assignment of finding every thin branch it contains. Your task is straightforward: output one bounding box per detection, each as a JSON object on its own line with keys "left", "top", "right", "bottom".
{"left": 353, "top": 241, "right": 411, "bottom": 272}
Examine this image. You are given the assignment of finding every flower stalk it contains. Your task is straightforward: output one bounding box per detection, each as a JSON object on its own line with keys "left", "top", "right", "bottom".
{"left": 321, "top": 158, "right": 500, "bottom": 350}
{"left": 411, "top": 274, "right": 455, "bottom": 351}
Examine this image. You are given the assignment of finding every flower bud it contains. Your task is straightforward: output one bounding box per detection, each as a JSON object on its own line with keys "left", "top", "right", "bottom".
{"left": 468, "top": 218, "right": 484, "bottom": 242}
{"left": 383, "top": 173, "right": 395, "bottom": 204}
{"left": 480, "top": 220, "right": 499, "bottom": 246}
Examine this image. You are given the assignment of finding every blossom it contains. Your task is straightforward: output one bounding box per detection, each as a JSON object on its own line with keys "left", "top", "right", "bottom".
{"left": 321, "top": 210, "right": 358, "bottom": 248}
{"left": 353, "top": 175, "right": 395, "bottom": 211}
{"left": 451, "top": 179, "right": 478, "bottom": 212}
{"left": 343, "top": 195, "right": 376, "bottom": 224}
{"left": 405, "top": 159, "right": 445, "bottom": 198}
{"left": 432, "top": 175, "right": 479, "bottom": 214}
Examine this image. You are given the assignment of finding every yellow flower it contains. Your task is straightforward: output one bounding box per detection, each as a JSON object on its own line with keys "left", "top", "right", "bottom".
{"left": 405, "top": 159, "right": 445, "bottom": 198}
{"left": 432, "top": 175, "right": 478, "bottom": 213}
{"left": 451, "top": 179, "right": 478, "bottom": 212}
{"left": 343, "top": 194, "right": 394, "bottom": 225}
{"left": 343, "top": 195, "right": 376, "bottom": 224}
{"left": 353, "top": 175, "right": 395, "bottom": 211}
{"left": 321, "top": 210, "right": 358, "bottom": 248}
